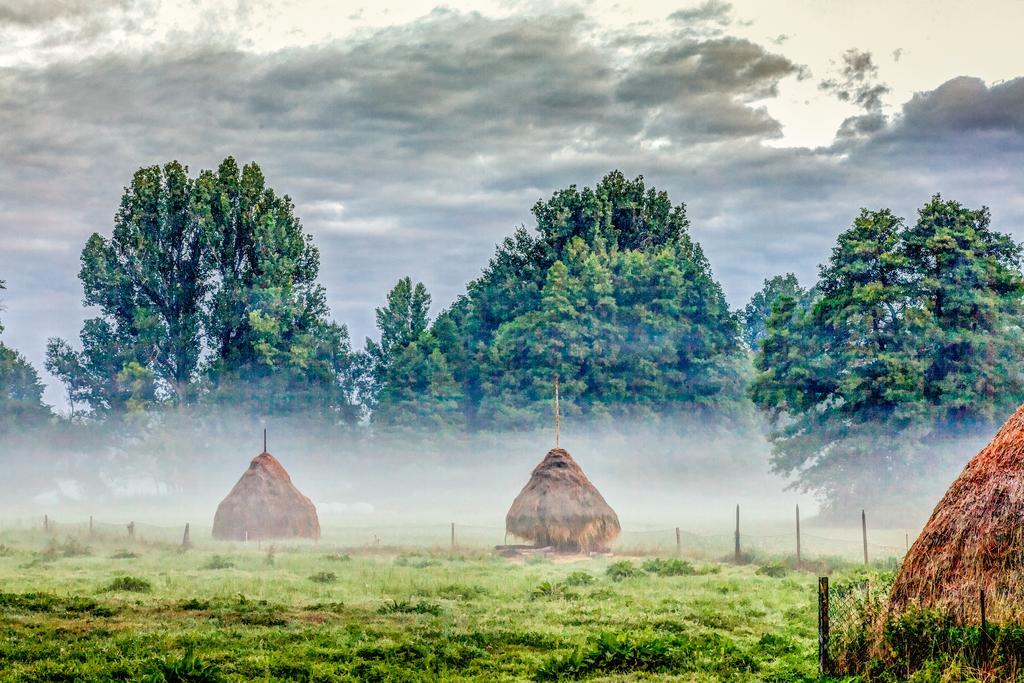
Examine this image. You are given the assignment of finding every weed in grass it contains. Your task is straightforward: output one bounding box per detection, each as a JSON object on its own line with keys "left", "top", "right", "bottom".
{"left": 142, "top": 645, "right": 223, "bottom": 682}
{"left": 264, "top": 546, "right": 275, "bottom": 566}
{"left": 606, "top": 560, "right": 644, "bottom": 581}
{"left": 561, "top": 571, "right": 595, "bottom": 586}
{"left": 756, "top": 562, "right": 788, "bottom": 578}
{"left": 309, "top": 571, "right": 337, "bottom": 584}
{"left": 394, "top": 554, "right": 439, "bottom": 568}
{"left": 104, "top": 576, "right": 152, "bottom": 593}
{"left": 378, "top": 599, "right": 443, "bottom": 616}
{"left": 0, "top": 544, "right": 15, "bottom": 557}
{"left": 201, "top": 555, "right": 234, "bottom": 570}
{"left": 434, "top": 583, "right": 489, "bottom": 600}
{"left": 177, "top": 598, "right": 211, "bottom": 611}
{"left": 110, "top": 549, "right": 140, "bottom": 559}
{"left": 323, "top": 552, "right": 351, "bottom": 562}
{"left": 304, "top": 601, "right": 345, "bottom": 613}
{"left": 531, "top": 581, "right": 578, "bottom": 601}
{"left": 643, "top": 558, "right": 719, "bottom": 577}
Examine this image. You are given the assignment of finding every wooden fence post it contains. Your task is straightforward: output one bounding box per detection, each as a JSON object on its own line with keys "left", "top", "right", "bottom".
{"left": 451, "top": 522, "right": 455, "bottom": 549}
{"left": 675, "top": 527, "right": 681, "bottom": 556}
{"left": 861, "top": 510, "right": 868, "bottom": 565}
{"left": 44, "top": 515, "right": 49, "bottom": 533}
{"left": 127, "top": 521, "right": 135, "bottom": 540}
{"left": 734, "top": 505, "right": 741, "bottom": 563}
{"left": 89, "top": 515, "right": 94, "bottom": 538}
{"left": 182, "top": 523, "right": 191, "bottom": 549}
{"left": 980, "top": 587, "right": 987, "bottom": 630}
{"left": 796, "top": 504, "right": 802, "bottom": 570}
{"left": 819, "top": 576, "right": 831, "bottom": 676}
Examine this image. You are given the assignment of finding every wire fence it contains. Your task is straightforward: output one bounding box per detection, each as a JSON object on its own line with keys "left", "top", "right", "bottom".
{"left": 0, "top": 512, "right": 916, "bottom": 562}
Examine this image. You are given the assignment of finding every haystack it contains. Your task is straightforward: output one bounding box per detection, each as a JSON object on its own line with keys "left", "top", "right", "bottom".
{"left": 889, "top": 404, "right": 1024, "bottom": 619}
{"left": 212, "top": 451, "right": 320, "bottom": 541}
{"left": 506, "top": 448, "right": 620, "bottom": 552}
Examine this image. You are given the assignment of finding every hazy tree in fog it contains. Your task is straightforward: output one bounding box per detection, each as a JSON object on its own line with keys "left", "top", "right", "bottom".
{"left": 752, "top": 202, "right": 1024, "bottom": 512}
{"left": 46, "top": 162, "right": 207, "bottom": 412}
{"left": 433, "top": 171, "right": 745, "bottom": 428}
{"left": 0, "top": 279, "right": 52, "bottom": 430}
{"left": 741, "top": 273, "right": 808, "bottom": 349}
{"left": 200, "top": 159, "right": 360, "bottom": 421}
{"left": 47, "top": 158, "right": 360, "bottom": 422}
{"left": 364, "top": 277, "right": 463, "bottom": 428}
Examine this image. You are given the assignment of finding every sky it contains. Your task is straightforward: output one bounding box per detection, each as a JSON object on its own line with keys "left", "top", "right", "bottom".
{"left": 2, "top": 0, "right": 1024, "bottom": 406}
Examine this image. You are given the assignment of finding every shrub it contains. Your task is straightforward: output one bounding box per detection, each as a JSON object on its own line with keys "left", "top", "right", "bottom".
{"left": 643, "top": 558, "right": 719, "bottom": 577}
{"left": 104, "top": 576, "right": 152, "bottom": 593}
{"left": 201, "top": 555, "right": 234, "bottom": 570}
{"left": 755, "top": 562, "right": 788, "bottom": 578}
{"left": 142, "top": 645, "right": 223, "bottom": 682}
{"left": 378, "top": 599, "right": 442, "bottom": 616}
{"left": 562, "top": 571, "right": 595, "bottom": 586}
{"left": 110, "top": 549, "right": 140, "bottom": 559}
{"left": 606, "top": 561, "right": 644, "bottom": 581}
{"left": 323, "top": 553, "right": 351, "bottom": 562}
{"left": 309, "top": 571, "right": 337, "bottom": 584}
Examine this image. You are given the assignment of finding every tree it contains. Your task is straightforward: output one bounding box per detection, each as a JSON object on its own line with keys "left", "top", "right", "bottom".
{"left": 444, "top": 169, "right": 746, "bottom": 429}
{"left": 0, "top": 280, "right": 51, "bottom": 430}
{"left": 751, "top": 202, "right": 1024, "bottom": 512}
{"left": 365, "top": 278, "right": 463, "bottom": 429}
{"left": 742, "top": 274, "right": 807, "bottom": 349}
{"left": 200, "top": 159, "right": 359, "bottom": 420}
{"left": 46, "top": 162, "right": 207, "bottom": 412}
{"left": 49, "top": 157, "right": 360, "bottom": 422}
{"left": 902, "top": 195, "right": 1024, "bottom": 425}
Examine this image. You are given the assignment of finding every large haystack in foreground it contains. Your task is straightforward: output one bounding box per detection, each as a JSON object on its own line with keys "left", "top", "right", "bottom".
{"left": 506, "top": 448, "right": 620, "bottom": 552}
{"left": 889, "top": 404, "right": 1024, "bottom": 619}
{"left": 212, "top": 451, "right": 320, "bottom": 541}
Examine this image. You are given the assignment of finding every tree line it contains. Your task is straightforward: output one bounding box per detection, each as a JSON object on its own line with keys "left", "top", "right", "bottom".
{"left": 1, "top": 158, "right": 1020, "bottom": 511}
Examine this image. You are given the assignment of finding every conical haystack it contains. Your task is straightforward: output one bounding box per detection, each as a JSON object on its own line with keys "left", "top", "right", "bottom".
{"left": 506, "top": 448, "right": 620, "bottom": 552}
{"left": 212, "top": 451, "right": 320, "bottom": 541}
{"left": 889, "top": 404, "right": 1024, "bottom": 619}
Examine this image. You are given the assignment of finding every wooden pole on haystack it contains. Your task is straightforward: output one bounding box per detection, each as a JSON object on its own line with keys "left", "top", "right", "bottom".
{"left": 554, "top": 374, "right": 560, "bottom": 448}
{"left": 796, "top": 504, "right": 802, "bottom": 571}
{"left": 263, "top": 428, "right": 267, "bottom": 453}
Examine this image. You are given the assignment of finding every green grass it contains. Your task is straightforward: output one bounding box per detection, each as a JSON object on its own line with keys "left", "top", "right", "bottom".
{"left": 0, "top": 530, "right": 848, "bottom": 681}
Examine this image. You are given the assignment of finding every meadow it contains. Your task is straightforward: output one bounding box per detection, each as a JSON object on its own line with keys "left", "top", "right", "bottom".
{"left": 0, "top": 521, "right": 908, "bottom": 683}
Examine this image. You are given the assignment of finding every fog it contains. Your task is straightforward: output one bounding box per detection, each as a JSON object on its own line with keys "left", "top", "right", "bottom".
{"left": 1, "top": 410, "right": 992, "bottom": 557}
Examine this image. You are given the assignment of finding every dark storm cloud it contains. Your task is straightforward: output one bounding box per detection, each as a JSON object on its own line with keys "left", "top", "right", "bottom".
{"left": 1, "top": 9, "right": 1024, "bottom": 408}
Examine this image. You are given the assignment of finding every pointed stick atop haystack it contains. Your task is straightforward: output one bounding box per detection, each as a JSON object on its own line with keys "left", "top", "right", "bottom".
{"left": 554, "top": 374, "right": 560, "bottom": 448}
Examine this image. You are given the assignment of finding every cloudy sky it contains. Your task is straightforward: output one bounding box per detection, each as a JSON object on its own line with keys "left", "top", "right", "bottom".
{"left": 2, "top": 0, "right": 1024, "bottom": 405}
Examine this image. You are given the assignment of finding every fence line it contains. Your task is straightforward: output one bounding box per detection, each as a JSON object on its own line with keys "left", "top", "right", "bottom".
{"left": 0, "top": 511, "right": 917, "bottom": 561}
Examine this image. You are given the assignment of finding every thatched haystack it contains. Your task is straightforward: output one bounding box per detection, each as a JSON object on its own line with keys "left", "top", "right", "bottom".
{"left": 889, "top": 404, "right": 1024, "bottom": 620}
{"left": 212, "top": 451, "right": 320, "bottom": 541}
{"left": 506, "top": 448, "right": 620, "bottom": 552}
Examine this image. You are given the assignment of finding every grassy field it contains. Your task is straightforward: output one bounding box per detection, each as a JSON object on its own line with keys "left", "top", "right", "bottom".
{"left": 0, "top": 525, "right": 891, "bottom": 682}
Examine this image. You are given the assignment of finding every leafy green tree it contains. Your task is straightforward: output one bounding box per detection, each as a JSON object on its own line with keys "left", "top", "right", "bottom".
{"left": 902, "top": 195, "right": 1024, "bottom": 425}
{"left": 752, "top": 202, "right": 1024, "bottom": 511}
{"left": 365, "top": 278, "right": 463, "bottom": 428}
{"left": 46, "top": 162, "right": 207, "bottom": 411}
{"left": 50, "top": 158, "right": 360, "bottom": 422}
{"left": 438, "top": 170, "right": 746, "bottom": 429}
{"left": 0, "top": 280, "right": 52, "bottom": 429}
{"left": 742, "top": 274, "right": 807, "bottom": 349}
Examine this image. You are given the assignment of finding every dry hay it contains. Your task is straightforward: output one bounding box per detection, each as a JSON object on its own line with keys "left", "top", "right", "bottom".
{"left": 212, "top": 451, "right": 320, "bottom": 541}
{"left": 889, "top": 404, "right": 1024, "bottom": 621}
{"left": 506, "top": 448, "right": 620, "bottom": 552}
